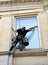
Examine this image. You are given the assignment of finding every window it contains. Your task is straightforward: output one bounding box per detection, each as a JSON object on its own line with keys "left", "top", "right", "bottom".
{"left": 15, "top": 16, "right": 40, "bottom": 49}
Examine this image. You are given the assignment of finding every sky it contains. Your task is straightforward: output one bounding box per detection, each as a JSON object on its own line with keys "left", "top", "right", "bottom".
{"left": 16, "top": 16, "right": 40, "bottom": 49}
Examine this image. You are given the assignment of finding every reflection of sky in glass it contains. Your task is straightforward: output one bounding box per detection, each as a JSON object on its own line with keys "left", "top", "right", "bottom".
{"left": 16, "top": 16, "right": 40, "bottom": 49}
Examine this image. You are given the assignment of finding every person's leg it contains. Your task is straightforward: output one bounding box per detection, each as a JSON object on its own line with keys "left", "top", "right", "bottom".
{"left": 10, "top": 36, "right": 23, "bottom": 51}
{"left": 9, "top": 41, "right": 16, "bottom": 51}
{"left": 10, "top": 35, "right": 20, "bottom": 51}
{"left": 19, "top": 40, "right": 23, "bottom": 51}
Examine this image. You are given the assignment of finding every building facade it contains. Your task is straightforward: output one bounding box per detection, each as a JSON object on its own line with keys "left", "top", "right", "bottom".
{"left": 0, "top": 0, "right": 48, "bottom": 65}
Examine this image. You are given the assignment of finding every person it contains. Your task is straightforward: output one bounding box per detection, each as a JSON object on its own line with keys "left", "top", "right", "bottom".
{"left": 9, "top": 26, "right": 38, "bottom": 51}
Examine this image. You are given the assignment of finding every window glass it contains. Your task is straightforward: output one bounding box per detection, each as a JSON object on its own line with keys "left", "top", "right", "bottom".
{"left": 16, "top": 16, "right": 40, "bottom": 49}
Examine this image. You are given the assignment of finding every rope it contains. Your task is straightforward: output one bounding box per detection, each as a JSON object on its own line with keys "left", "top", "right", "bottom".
{"left": 7, "top": 0, "right": 12, "bottom": 65}
{"left": 7, "top": 0, "right": 21, "bottom": 65}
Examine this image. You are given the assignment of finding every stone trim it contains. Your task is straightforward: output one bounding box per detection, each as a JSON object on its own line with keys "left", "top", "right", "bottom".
{"left": 0, "top": 49, "right": 48, "bottom": 57}
{"left": 0, "top": 0, "right": 43, "bottom": 6}
{"left": 13, "top": 49, "right": 48, "bottom": 57}
{"left": 0, "top": 9, "right": 41, "bottom": 17}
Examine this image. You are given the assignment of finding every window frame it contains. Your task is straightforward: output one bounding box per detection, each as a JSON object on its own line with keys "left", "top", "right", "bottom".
{"left": 13, "top": 10, "right": 42, "bottom": 51}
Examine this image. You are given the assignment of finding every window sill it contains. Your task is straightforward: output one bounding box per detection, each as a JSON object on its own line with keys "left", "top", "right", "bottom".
{"left": 0, "top": 48, "right": 48, "bottom": 57}
{"left": 13, "top": 48, "right": 48, "bottom": 57}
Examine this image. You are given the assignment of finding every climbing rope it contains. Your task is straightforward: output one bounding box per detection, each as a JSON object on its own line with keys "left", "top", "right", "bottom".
{"left": 7, "top": 0, "right": 21, "bottom": 65}
{"left": 7, "top": 0, "right": 12, "bottom": 65}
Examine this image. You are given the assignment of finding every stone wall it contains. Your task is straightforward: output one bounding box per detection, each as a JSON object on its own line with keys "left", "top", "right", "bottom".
{"left": 38, "top": 12, "right": 48, "bottom": 49}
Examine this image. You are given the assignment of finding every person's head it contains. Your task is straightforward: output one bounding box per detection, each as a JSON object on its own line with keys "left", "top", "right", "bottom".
{"left": 20, "top": 26, "right": 25, "bottom": 30}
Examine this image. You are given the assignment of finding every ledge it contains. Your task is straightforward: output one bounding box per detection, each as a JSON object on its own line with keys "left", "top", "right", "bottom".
{"left": 13, "top": 49, "right": 48, "bottom": 57}
{"left": 0, "top": 49, "right": 48, "bottom": 57}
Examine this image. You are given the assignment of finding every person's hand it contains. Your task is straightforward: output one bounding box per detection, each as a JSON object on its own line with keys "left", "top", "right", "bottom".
{"left": 32, "top": 26, "right": 38, "bottom": 29}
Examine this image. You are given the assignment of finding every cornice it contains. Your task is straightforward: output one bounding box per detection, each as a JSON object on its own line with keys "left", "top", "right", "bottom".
{"left": 0, "top": 9, "right": 43, "bottom": 17}
{"left": 0, "top": 0, "right": 43, "bottom": 5}
{"left": 0, "top": 0, "right": 48, "bottom": 6}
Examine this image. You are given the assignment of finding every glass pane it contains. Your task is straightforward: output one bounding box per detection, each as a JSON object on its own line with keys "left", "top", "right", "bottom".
{"left": 15, "top": 16, "right": 40, "bottom": 49}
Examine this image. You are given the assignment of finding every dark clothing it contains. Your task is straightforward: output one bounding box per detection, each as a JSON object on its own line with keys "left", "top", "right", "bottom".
{"left": 10, "top": 28, "right": 29, "bottom": 51}
{"left": 17, "top": 29, "right": 29, "bottom": 37}
{"left": 10, "top": 26, "right": 38, "bottom": 51}
{"left": 16, "top": 28, "right": 29, "bottom": 43}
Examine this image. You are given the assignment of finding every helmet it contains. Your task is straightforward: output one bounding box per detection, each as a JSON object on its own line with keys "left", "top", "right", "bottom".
{"left": 20, "top": 25, "right": 25, "bottom": 29}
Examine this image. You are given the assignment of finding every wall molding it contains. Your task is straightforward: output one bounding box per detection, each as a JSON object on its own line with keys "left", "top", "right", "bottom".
{"left": 13, "top": 49, "right": 48, "bottom": 57}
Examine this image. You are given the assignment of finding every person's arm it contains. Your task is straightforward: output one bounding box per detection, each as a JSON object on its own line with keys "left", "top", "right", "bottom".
{"left": 28, "top": 26, "right": 38, "bottom": 31}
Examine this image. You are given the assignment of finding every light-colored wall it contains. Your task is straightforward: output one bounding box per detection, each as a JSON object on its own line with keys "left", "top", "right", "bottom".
{"left": 13, "top": 56, "right": 48, "bottom": 65}
{"left": 0, "top": 14, "right": 16, "bottom": 51}
{"left": 0, "top": 18, "right": 2, "bottom": 47}
{"left": 0, "top": 53, "right": 48, "bottom": 65}
{"left": 0, "top": 55, "right": 8, "bottom": 65}
{"left": 38, "top": 12, "right": 48, "bottom": 49}
{"left": 0, "top": 55, "right": 12, "bottom": 65}
{"left": 0, "top": 16, "right": 12, "bottom": 51}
